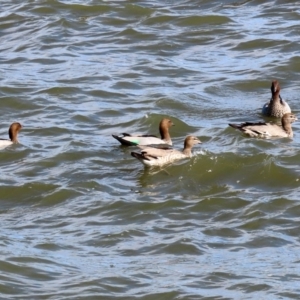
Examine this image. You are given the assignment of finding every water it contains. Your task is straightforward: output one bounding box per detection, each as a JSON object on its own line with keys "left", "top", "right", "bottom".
{"left": 1, "top": 0, "right": 300, "bottom": 299}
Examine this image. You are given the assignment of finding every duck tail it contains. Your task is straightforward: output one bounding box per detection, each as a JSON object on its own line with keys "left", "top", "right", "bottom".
{"left": 228, "top": 123, "right": 241, "bottom": 129}
{"left": 112, "top": 134, "right": 136, "bottom": 146}
{"left": 131, "top": 151, "right": 145, "bottom": 160}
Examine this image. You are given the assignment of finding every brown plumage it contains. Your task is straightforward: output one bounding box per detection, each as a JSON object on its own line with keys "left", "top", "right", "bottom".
{"left": 0, "top": 122, "right": 22, "bottom": 148}
{"left": 262, "top": 80, "right": 291, "bottom": 118}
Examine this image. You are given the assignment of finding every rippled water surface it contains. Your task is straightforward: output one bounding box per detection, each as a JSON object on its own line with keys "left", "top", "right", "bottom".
{"left": 1, "top": 0, "right": 300, "bottom": 299}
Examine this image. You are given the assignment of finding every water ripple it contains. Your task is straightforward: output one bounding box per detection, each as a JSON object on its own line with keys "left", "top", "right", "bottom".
{"left": 1, "top": 0, "right": 300, "bottom": 299}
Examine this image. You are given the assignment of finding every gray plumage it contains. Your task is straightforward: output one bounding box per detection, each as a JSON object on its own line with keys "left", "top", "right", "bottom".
{"left": 229, "top": 113, "right": 297, "bottom": 138}
{"left": 131, "top": 136, "right": 201, "bottom": 167}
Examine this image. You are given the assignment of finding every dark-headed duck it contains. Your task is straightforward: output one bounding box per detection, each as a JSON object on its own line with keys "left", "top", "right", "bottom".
{"left": 0, "top": 122, "right": 22, "bottom": 148}
{"left": 112, "top": 118, "right": 174, "bottom": 147}
{"left": 262, "top": 80, "right": 291, "bottom": 118}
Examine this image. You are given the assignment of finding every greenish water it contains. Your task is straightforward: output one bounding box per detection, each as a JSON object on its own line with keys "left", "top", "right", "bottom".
{"left": 1, "top": 0, "right": 300, "bottom": 299}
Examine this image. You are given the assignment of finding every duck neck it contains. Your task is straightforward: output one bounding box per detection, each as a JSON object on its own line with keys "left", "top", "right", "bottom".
{"left": 271, "top": 88, "right": 283, "bottom": 105}
{"left": 279, "top": 94, "right": 284, "bottom": 105}
{"left": 282, "top": 119, "right": 293, "bottom": 137}
{"left": 9, "top": 130, "right": 18, "bottom": 143}
{"left": 160, "top": 127, "right": 171, "bottom": 143}
{"left": 182, "top": 145, "right": 192, "bottom": 157}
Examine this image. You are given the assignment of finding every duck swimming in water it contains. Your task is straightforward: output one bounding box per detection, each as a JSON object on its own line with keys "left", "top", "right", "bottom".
{"left": 112, "top": 118, "right": 174, "bottom": 147}
{"left": 131, "top": 135, "right": 201, "bottom": 167}
{"left": 262, "top": 80, "right": 291, "bottom": 118}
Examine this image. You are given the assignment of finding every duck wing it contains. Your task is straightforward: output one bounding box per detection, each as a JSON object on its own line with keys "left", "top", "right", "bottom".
{"left": 242, "top": 123, "right": 286, "bottom": 137}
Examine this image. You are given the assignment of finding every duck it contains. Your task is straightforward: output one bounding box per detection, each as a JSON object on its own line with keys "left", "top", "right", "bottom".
{"left": 112, "top": 118, "right": 174, "bottom": 146}
{"left": 131, "top": 135, "right": 201, "bottom": 167}
{"left": 229, "top": 113, "right": 297, "bottom": 138}
{"left": 262, "top": 80, "right": 291, "bottom": 118}
{"left": 0, "top": 122, "right": 22, "bottom": 148}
